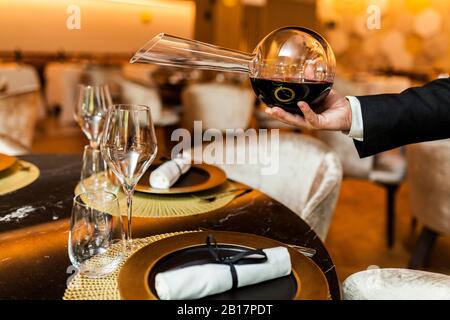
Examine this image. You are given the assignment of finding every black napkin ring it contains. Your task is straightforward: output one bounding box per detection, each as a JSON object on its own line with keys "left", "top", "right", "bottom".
{"left": 205, "top": 234, "right": 268, "bottom": 290}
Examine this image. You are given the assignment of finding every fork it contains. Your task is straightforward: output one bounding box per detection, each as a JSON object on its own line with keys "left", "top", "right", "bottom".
{"left": 286, "top": 244, "right": 317, "bottom": 258}
{"left": 195, "top": 188, "right": 253, "bottom": 203}
{"left": 197, "top": 228, "right": 316, "bottom": 258}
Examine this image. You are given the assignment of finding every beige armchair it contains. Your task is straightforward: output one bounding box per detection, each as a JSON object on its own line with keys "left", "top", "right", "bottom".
{"left": 192, "top": 132, "right": 342, "bottom": 240}
{"left": 0, "top": 134, "right": 30, "bottom": 156}
{"left": 0, "top": 64, "right": 41, "bottom": 154}
{"left": 0, "top": 63, "right": 45, "bottom": 119}
{"left": 342, "top": 268, "right": 450, "bottom": 300}
{"left": 118, "top": 78, "right": 163, "bottom": 123}
{"left": 309, "top": 75, "right": 411, "bottom": 248}
{"left": 182, "top": 83, "right": 255, "bottom": 131}
{"left": 406, "top": 140, "right": 450, "bottom": 269}
{"left": 0, "top": 92, "right": 38, "bottom": 154}
{"left": 315, "top": 131, "right": 406, "bottom": 248}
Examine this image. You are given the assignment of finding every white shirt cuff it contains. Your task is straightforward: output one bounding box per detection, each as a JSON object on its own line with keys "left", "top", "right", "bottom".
{"left": 345, "top": 96, "right": 364, "bottom": 141}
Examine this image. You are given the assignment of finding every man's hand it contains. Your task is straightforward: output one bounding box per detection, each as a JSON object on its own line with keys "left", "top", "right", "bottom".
{"left": 264, "top": 89, "right": 352, "bottom": 132}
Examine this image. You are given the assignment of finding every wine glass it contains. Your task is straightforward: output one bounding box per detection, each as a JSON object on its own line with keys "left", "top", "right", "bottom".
{"left": 74, "top": 84, "right": 112, "bottom": 149}
{"left": 68, "top": 191, "right": 125, "bottom": 278}
{"left": 80, "top": 145, "right": 120, "bottom": 194}
{"left": 100, "top": 104, "right": 158, "bottom": 249}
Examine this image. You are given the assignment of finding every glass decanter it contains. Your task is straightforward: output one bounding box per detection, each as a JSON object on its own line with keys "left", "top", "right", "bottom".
{"left": 131, "top": 26, "right": 335, "bottom": 115}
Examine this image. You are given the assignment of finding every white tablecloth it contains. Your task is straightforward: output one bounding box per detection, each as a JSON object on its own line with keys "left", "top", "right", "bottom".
{"left": 44, "top": 62, "right": 86, "bottom": 124}
{"left": 44, "top": 62, "right": 122, "bottom": 125}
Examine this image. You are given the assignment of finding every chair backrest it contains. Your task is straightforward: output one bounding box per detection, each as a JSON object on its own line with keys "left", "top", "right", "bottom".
{"left": 0, "top": 63, "right": 45, "bottom": 120}
{"left": 0, "top": 133, "right": 30, "bottom": 156}
{"left": 182, "top": 83, "right": 255, "bottom": 131}
{"left": 191, "top": 132, "right": 342, "bottom": 240}
{"left": 315, "top": 131, "right": 373, "bottom": 179}
{"left": 342, "top": 268, "right": 450, "bottom": 300}
{"left": 118, "top": 78, "right": 162, "bottom": 123}
{"left": 0, "top": 63, "right": 40, "bottom": 97}
{"left": 0, "top": 91, "right": 39, "bottom": 149}
{"left": 406, "top": 140, "right": 450, "bottom": 235}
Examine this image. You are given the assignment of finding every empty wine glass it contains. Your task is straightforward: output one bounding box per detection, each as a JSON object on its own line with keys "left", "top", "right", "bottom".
{"left": 80, "top": 145, "right": 120, "bottom": 194}
{"left": 100, "top": 104, "right": 158, "bottom": 249}
{"left": 74, "top": 84, "right": 112, "bottom": 149}
{"left": 68, "top": 191, "right": 125, "bottom": 278}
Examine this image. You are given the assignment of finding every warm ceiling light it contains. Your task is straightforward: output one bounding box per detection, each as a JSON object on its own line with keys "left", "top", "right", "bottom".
{"left": 100, "top": 0, "right": 183, "bottom": 8}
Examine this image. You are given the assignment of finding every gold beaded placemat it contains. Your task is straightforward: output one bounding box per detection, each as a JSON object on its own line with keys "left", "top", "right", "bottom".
{"left": 75, "top": 181, "right": 238, "bottom": 218}
{"left": 0, "top": 161, "right": 40, "bottom": 195}
{"left": 63, "top": 231, "right": 193, "bottom": 300}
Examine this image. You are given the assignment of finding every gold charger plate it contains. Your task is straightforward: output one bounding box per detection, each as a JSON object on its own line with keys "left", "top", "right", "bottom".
{"left": 118, "top": 231, "right": 329, "bottom": 300}
{"left": 0, "top": 153, "right": 17, "bottom": 172}
{"left": 135, "top": 162, "right": 227, "bottom": 195}
{"left": 0, "top": 160, "right": 40, "bottom": 195}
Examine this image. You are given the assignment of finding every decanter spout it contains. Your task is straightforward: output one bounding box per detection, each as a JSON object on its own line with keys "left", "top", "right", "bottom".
{"left": 130, "top": 33, "right": 255, "bottom": 74}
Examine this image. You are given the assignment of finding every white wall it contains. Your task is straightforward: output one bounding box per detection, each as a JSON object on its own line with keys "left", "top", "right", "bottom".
{"left": 0, "top": 0, "right": 195, "bottom": 54}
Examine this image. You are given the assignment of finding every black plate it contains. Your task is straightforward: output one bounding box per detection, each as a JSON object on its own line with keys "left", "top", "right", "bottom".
{"left": 148, "top": 244, "right": 297, "bottom": 300}
{"left": 135, "top": 162, "right": 227, "bottom": 195}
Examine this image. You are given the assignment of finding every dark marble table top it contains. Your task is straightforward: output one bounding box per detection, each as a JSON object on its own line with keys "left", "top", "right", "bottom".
{"left": 0, "top": 154, "right": 340, "bottom": 300}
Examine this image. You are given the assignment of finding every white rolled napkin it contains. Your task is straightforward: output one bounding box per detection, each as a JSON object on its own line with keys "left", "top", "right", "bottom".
{"left": 155, "top": 246, "right": 291, "bottom": 300}
{"left": 150, "top": 156, "right": 191, "bottom": 189}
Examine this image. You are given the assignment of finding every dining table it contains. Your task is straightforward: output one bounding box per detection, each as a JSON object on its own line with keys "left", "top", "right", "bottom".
{"left": 0, "top": 154, "right": 340, "bottom": 300}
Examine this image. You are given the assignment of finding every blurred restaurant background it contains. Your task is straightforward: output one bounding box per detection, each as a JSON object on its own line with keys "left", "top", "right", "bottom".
{"left": 0, "top": 0, "right": 449, "bottom": 283}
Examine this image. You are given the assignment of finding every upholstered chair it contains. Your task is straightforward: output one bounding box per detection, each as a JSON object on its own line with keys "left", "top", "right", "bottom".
{"left": 191, "top": 132, "right": 343, "bottom": 241}
{"left": 342, "top": 268, "right": 450, "bottom": 300}
{"left": 0, "top": 92, "right": 39, "bottom": 151}
{"left": 0, "top": 134, "right": 30, "bottom": 156}
{"left": 118, "top": 78, "right": 163, "bottom": 123}
{"left": 253, "top": 75, "right": 410, "bottom": 246}
{"left": 314, "top": 131, "right": 406, "bottom": 248}
{"left": 0, "top": 63, "right": 41, "bottom": 153}
{"left": 182, "top": 83, "right": 255, "bottom": 131}
{"left": 406, "top": 140, "right": 450, "bottom": 269}
{"left": 0, "top": 63, "right": 45, "bottom": 119}
{"left": 308, "top": 75, "right": 410, "bottom": 248}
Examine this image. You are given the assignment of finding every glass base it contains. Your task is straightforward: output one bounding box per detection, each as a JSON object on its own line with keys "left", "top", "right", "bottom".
{"left": 77, "top": 253, "right": 123, "bottom": 279}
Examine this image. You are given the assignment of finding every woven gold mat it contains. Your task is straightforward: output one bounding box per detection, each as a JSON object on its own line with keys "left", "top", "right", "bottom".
{"left": 0, "top": 161, "right": 40, "bottom": 195}
{"left": 63, "top": 231, "right": 193, "bottom": 300}
{"left": 75, "top": 181, "right": 237, "bottom": 218}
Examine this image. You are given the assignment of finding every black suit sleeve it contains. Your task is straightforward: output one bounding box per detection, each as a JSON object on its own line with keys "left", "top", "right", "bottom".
{"left": 353, "top": 78, "right": 450, "bottom": 158}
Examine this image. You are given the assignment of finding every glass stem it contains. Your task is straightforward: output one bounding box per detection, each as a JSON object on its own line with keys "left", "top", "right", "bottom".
{"left": 123, "top": 185, "right": 134, "bottom": 246}
{"left": 89, "top": 140, "right": 98, "bottom": 149}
